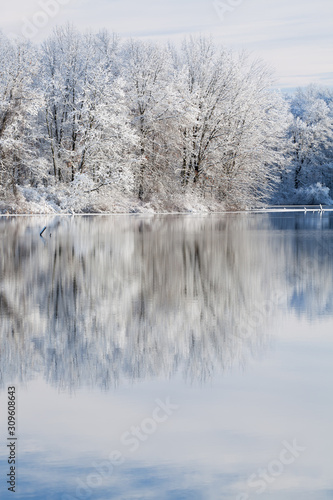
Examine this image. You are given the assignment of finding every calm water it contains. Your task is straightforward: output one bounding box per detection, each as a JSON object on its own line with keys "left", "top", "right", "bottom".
{"left": 0, "top": 213, "right": 332, "bottom": 500}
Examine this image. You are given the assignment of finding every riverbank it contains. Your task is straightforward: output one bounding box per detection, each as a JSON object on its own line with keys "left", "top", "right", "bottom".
{"left": 0, "top": 184, "right": 229, "bottom": 215}
{"left": 2, "top": 185, "right": 333, "bottom": 216}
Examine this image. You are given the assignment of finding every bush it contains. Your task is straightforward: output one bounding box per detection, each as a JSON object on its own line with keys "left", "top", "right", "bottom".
{"left": 293, "top": 183, "right": 333, "bottom": 205}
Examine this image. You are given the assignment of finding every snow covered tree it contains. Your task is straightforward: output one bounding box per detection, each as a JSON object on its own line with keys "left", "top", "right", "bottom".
{"left": 0, "top": 32, "right": 41, "bottom": 197}
{"left": 40, "top": 26, "right": 138, "bottom": 194}
{"left": 170, "top": 38, "right": 290, "bottom": 207}
{"left": 290, "top": 85, "right": 333, "bottom": 190}
{"left": 122, "top": 39, "right": 177, "bottom": 200}
{"left": 275, "top": 85, "right": 333, "bottom": 204}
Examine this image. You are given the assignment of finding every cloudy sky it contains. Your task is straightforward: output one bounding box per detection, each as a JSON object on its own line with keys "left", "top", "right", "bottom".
{"left": 1, "top": 0, "right": 332, "bottom": 91}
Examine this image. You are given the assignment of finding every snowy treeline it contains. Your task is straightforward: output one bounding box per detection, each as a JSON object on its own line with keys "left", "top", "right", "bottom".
{"left": 0, "top": 26, "right": 333, "bottom": 213}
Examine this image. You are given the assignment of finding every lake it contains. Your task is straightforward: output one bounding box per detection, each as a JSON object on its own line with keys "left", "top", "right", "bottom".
{"left": 0, "top": 213, "right": 332, "bottom": 500}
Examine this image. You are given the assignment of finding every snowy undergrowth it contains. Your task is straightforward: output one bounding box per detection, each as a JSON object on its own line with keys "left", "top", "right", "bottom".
{"left": 293, "top": 183, "right": 333, "bottom": 205}
{"left": 273, "top": 182, "right": 333, "bottom": 205}
{"left": 0, "top": 184, "right": 226, "bottom": 215}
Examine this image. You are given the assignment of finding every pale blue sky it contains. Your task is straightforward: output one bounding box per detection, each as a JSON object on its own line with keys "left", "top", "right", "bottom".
{"left": 1, "top": 0, "right": 333, "bottom": 90}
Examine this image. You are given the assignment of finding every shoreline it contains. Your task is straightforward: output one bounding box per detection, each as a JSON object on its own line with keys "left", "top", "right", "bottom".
{"left": 1, "top": 206, "right": 333, "bottom": 217}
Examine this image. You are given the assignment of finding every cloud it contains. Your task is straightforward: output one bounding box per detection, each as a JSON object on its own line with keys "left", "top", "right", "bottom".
{"left": 0, "top": 0, "right": 332, "bottom": 88}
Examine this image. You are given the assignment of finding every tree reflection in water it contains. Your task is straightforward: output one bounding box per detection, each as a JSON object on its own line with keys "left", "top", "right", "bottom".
{"left": 0, "top": 213, "right": 332, "bottom": 390}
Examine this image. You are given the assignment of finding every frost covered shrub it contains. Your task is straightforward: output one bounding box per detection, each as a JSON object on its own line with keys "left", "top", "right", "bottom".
{"left": 18, "top": 186, "right": 61, "bottom": 213}
{"left": 20, "top": 187, "right": 42, "bottom": 203}
{"left": 294, "top": 183, "right": 333, "bottom": 205}
{"left": 62, "top": 174, "right": 95, "bottom": 212}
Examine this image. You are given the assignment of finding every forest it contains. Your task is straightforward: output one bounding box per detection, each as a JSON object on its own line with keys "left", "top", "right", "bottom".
{"left": 0, "top": 25, "right": 333, "bottom": 213}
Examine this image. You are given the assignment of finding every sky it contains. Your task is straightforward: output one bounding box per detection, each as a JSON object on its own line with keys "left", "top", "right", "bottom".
{"left": 1, "top": 0, "right": 333, "bottom": 91}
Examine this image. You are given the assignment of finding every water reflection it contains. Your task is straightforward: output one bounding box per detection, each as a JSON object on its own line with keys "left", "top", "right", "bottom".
{"left": 0, "top": 213, "right": 332, "bottom": 389}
